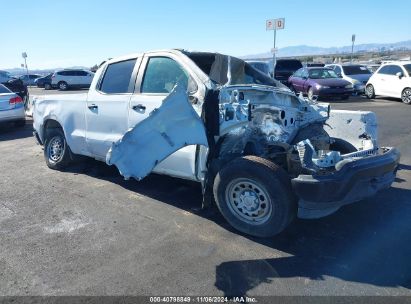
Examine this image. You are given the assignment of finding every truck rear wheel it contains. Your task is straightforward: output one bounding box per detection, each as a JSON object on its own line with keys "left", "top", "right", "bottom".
{"left": 44, "top": 129, "right": 72, "bottom": 170}
{"left": 213, "top": 156, "right": 296, "bottom": 238}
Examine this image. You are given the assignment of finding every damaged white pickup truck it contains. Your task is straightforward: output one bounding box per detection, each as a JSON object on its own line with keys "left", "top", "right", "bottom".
{"left": 33, "top": 50, "right": 400, "bottom": 237}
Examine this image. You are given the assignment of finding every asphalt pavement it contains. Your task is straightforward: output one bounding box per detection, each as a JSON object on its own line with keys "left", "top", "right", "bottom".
{"left": 0, "top": 88, "right": 410, "bottom": 297}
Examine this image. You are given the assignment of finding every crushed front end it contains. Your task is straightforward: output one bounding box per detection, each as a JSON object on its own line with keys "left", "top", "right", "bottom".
{"left": 215, "top": 85, "right": 400, "bottom": 219}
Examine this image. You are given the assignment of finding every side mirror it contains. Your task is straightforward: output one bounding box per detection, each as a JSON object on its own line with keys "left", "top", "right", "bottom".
{"left": 337, "top": 74, "right": 343, "bottom": 78}
{"left": 396, "top": 72, "right": 403, "bottom": 78}
{"left": 302, "top": 76, "right": 308, "bottom": 80}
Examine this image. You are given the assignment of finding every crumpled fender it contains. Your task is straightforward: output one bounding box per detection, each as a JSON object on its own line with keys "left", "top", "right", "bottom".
{"left": 106, "top": 85, "right": 208, "bottom": 180}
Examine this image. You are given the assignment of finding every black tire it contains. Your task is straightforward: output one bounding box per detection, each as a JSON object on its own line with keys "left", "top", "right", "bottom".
{"left": 365, "top": 84, "right": 375, "bottom": 99}
{"left": 401, "top": 88, "right": 411, "bottom": 105}
{"left": 213, "top": 155, "right": 296, "bottom": 238}
{"left": 14, "top": 119, "right": 26, "bottom": 127}
{"left": 58, "top": 81, "right": 68, "bottom": 91}
{"left": 44, "top": 128, "right": 72, "bottom": 170}
{"left": 44, "top": 83, "right": 52, "bottom": 90}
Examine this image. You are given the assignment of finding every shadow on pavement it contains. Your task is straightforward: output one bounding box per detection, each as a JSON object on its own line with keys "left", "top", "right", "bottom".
{"left": 215, "top": 182, "right": 411, "bottom": 296}
{"left": 66, "top": 158, "right": 411, "bottom": 295}
{"left": 0, "top": 120, "right": 33, "bottom": 141}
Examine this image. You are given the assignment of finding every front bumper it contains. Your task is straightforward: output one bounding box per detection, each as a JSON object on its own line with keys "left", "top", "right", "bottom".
{"left": 315, "top": 87, "right": 354, "bottom": 98}
{"left": 292, "top": 147, "right": 400, "bottom": 219}
{"left": 353, "top": 83, "right": 366, "bottom": 94}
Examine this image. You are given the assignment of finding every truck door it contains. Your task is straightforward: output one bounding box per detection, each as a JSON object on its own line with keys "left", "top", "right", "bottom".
{"left": 85, "top": 57, "right": 140, "bottom": 158}
{"left": 126, "top": 54, "right": 202, "bottom": 180}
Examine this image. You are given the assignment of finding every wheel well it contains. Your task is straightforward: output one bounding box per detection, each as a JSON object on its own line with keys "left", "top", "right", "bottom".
{"left": 43, "top": 119, "right": 63, "bottom": 139}
{"left": 402, "top": 87, "right": 411, "bottom": 93}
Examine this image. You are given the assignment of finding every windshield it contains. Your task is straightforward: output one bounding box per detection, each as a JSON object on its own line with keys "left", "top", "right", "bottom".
{"left": 308, "top": 69, "right": 339, "bottom": 79}
{"left": 403, "top": 64, "right": 411, "bottom": 76}
{"left": 186, "top": 52, "right": 283, "bottom": 88}
{"left": 342, "top": 65, "right": 371, "bottom": 75}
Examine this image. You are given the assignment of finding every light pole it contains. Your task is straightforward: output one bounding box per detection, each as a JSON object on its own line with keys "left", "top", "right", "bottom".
{"left": 22, "top": 52, "right": 29, "bottom": 77}
{"left": 351, "top": 34, "right": 355, "bottom": 63}
{"left": 266, "top": 18, "right": 285, "bottom": 77}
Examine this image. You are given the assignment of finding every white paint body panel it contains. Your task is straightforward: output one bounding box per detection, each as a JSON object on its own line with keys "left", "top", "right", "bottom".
{"left": 326, "top": 110, "right": 377, "bottom": 150}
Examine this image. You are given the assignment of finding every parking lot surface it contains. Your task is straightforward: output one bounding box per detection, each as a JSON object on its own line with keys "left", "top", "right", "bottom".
{"left": 1, "top": 88, "right": 410, "bottom": 296}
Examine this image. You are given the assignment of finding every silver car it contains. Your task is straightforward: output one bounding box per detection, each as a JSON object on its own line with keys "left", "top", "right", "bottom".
{"left": 0, "top": 84, "right": 26, "bottom": 126}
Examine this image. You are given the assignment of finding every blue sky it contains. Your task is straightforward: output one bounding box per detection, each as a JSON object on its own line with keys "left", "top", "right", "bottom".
{"left": 1, "top": 0, "right": 410, "bottom": 69}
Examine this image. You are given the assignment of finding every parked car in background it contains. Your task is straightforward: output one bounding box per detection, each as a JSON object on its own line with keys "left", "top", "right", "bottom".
{"left": 365, "top": 61, "right": 411, "bottom": 104}
{"left": 288, "top": 67, "right": 353, "bottom": 100}
{"left": 246, "top": 60, "right": 271, "bottom": 77}
{"left": 3, "top": 78, "right": 28, "bottom": 102}
{"left": 18, "top": 74, "right": 42, "bottom": 86}
{"left": 325, "top": 64, "right": 372, "bottom": 94}
{"left": 35, "top": 73, "right": 53, "bottom": 90}
{"left": 51, "top": 69, "right": 94, "bottom": 90}
{"left": 0, "top": 70, "right": 13, "bottom": 84}
{"left": 273, "top": 59, "right": 303, "bottom": 85}
{"left": 0, "top": 83, "right": 26, "bottom": 127}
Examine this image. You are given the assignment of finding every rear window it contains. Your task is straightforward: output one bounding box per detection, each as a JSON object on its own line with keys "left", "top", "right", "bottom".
{"left": 342, "top": 65, "right": 371, "bottom": 75}
{"left": 0, "top": 84, "right": 11, "bottom": 94}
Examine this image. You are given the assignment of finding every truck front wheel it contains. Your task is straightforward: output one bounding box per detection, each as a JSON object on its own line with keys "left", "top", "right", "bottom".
{"left": 44, "top": 129, "right": 72, "bottom": 170}
{"left": 213, "top": 156, "right": 296, "bottom": 238}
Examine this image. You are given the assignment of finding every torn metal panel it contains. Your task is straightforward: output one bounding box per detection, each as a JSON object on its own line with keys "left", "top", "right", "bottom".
{"left": 106, "top": 85, "right": 208, "bottom": 180}
{"left": 216, "top": 85, "right": 330, "bottom": 158}
{"left": 325, "top": 110, "right": 378, "bottom": 151}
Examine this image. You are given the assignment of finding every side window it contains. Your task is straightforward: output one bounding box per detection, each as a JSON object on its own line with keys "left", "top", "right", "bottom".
{"left": 141, "top": 57, "right": 190, "bottom": 94}
{"left": 378, "top": 65, "right": 393, "bottom": 75}
{"left": 99, "top": 59, "right": 137, "bottom": 94}
{"left": 293, "top": 69, "right": 302, "bottom": 77}
{"left": 301, "top": 69, "right": 308, "bottom": 78}
{"left": 388, "top": 65, "right": 403, "bottom": 75}
{"left": 77, "top": 71, "right": 88, "bottom": 76}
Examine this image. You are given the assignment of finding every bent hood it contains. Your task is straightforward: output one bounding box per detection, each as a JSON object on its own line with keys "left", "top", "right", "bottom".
{"left": 106, "top": 85, "right": 208, "bottom": 180}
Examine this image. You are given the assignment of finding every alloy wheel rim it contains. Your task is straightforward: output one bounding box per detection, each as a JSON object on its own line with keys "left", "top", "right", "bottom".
{"left": 225, "top": 178, "right": 272, "bottom": 225}
{"left": 366, "top": 85, "right": 374, "bottom": 97}
{"left": 308, "top": 89, "right": 314, "bottom": 100}
{"left": 402, "top": 89, "right": 411, "bottom": 104}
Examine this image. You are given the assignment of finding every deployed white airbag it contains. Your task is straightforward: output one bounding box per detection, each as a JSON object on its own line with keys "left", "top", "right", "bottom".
{"left": 106, "top": 85, "right": 208, "bottom": 180}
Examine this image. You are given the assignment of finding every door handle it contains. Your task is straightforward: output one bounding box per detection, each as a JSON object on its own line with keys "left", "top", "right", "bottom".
{"left": 88, "top": 104, "right": 98, "bottom": 110}
{"left": 132, "top": 104, "right": 146, "bottom": 111}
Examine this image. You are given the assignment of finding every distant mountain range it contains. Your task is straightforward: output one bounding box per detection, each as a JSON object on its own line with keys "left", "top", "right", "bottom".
{"left": 4, "top": 66, "right": 89, "bottom": 76}
{"left": 243, "top": 40, "right": 411, "bottom": 59}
